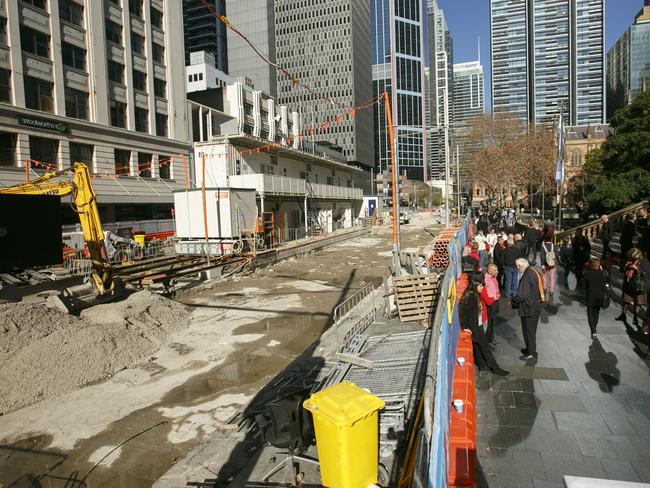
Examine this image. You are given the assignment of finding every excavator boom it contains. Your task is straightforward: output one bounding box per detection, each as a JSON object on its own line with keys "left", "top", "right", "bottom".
{"left": 0, "top": 162, "right": 115, "bottom": 295}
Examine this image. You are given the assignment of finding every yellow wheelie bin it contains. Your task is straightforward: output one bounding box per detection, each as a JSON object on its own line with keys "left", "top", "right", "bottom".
{"left": 303, "top": 381, "right": 385, "bottom": 488}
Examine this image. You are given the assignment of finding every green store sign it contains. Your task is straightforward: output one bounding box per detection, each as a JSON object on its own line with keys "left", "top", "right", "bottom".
{"left": 18, "top": 116, "right": 69, "bottom": 134}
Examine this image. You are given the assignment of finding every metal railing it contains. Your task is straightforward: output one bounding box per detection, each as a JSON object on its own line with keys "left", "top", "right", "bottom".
{"left": 64, "top": 258, "right": 93, "bottom": 280}
{"left": 555, "top": 200, "right": 647, "bottom": 243}
{"left": 228, "top": 174, "right": 363, "bottom": 199}
{"left": 333, "top": 282, "right": 376, "bottom": 351}
{"left": 62, "top": 218, "right": 175, "bottom": 235}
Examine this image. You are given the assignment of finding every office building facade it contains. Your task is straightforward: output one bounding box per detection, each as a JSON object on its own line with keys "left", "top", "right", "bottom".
{"left": 371, "top": 0, "right": 427, "bottom": 182}
{"left": 183, "top": 0, "right": 228, "bottom": 72}
{"left": 225, "top": 0, "right": 276, "bottom": 97}
{"left": 607, "top": 1, "right": 650, "bottom": 119}
{"left": 453, "top": 61, "right": 484, "bottom": 129}
{"left": 490, "top": 0, "right": 605, "bottom": 126}
{"left": 0, "top": 0, "right": 190, "bottom": 223}
{"left": 426, "top": 0, "right": 453, "bottom": 181}
{"left": 275, "top": 0, "right": 374, "bottom": 170}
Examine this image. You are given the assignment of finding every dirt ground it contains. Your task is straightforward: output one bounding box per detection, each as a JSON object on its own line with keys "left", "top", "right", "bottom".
{"left": 0, "top": 213, "right": 440, "bottom": 488}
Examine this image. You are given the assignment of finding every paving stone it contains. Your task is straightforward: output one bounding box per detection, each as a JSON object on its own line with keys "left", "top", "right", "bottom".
{"left": 506, "top": 408, "right": 556, "bottom": 430}
{"left": 476, "top": 406, "right": 507, "bottom": 426}
{"left": 512, "top": 449, "right": 547, "bottom": 480}
{"left": 515, "top": 366, "right": 570, "bottom": 381}
{"left": 490, "top": 378, "right": 537, "bottom": 393}
{"left": 626, "top": 413, "right": 650, "bottom": 434}
{"left": 600, "top": 459, "right": 642, "bottom": 482}
{"left": 632, "top": 460, "right": 650, "bottom": 483}
{"left": 475, "top": 446, "right": 513, "bottom": 476}
{"left": 536, "top": 393, "right": 587, "bottom": 412}
{"left": 540, "top": 452, "right": 607, "bottom": 482}
{"left": 537, "top": 379, "right": 582, "bottom": 395}
{"left": 480, "top": 473, "right": 534, "bottom": 488}
{"left": 578, "top": 394, "right": 634, "bottom": 416}
{"left": 523, "top": 428, "right": 579, "bottom": 454}
{"left": 573, "top": 433, "right": 641, "bottom": 462}
{"left": 601, "top": 414, "right": 639, "bottom": 437}
{"left": 477, "top": 424, "right": 527, "bottom": 449}
{"left": 532, "top": 479, "right": 564, "bottom": 488}
{"left": 513, "top": 392, "right": 541, "bottom": 409}
{"left": 552, "top": 411, "right": 612, "bottom": 435}
{"left": 477, "top": 390, "right": 515, "bottom": 407}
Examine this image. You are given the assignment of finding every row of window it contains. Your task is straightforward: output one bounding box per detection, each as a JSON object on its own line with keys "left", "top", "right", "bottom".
{"left": 0, "top": 131, "right": 172, "bottom": 179}
{"left": 0, "top": 67, "right": 167, "bottom": 136}
{"left": 23, "top": 0, "right": 163, "bottom": 29}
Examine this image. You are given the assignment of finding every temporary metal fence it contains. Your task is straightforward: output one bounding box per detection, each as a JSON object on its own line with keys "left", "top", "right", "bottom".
{"left": 408, "top": 212, "right": 471, "bottom": 488}
{"left": 333, "top": 282, "right": 376, "bottom": 351}
{"left": 64, "top": 258, "right": 93, "bottom": 280}
{"left": 62, "top": 218, "right": 175, "bottom": 235}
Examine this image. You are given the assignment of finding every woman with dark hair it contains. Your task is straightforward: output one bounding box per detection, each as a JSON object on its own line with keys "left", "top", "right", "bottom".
{"left": 583, "top": 259, "right": 607, "bottom": 339}
{"left": 460, "top": 280, "right": 509, "bottom": 376}
{"left": 616, "top": 248, "right": 646, "bottom": 327}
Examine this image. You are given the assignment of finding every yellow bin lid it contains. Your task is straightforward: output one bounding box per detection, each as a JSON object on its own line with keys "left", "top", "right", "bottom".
{"left": 303, "top": 381, "right": 385, "bottom": 427}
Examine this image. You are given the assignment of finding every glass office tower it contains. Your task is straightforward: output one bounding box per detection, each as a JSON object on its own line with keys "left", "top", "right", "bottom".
{"left": 490, "top": 0, "right": 605, "bottom": 125}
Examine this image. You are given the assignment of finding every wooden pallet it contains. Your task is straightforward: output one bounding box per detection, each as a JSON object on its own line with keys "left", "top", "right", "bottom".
{"left": 394, "top": 274, "right": 441, "bottom": 323}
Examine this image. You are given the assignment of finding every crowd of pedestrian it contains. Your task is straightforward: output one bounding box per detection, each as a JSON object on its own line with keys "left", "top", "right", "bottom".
{"left": 458, "top": 204, "right": 650, "bottom": 377}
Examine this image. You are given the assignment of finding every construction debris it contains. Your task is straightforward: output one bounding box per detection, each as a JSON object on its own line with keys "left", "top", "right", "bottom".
{"left": 0, "top": 291, "right": 190, "bottom": 415}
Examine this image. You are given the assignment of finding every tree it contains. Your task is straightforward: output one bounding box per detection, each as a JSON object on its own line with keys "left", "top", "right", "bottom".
{"left": 461, "top": 112, "right": 556, "bottom": 207}
{"left": 583, "top": 92, "right": 650, "bottom": 214}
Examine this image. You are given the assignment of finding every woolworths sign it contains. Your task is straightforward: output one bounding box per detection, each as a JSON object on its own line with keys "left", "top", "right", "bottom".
{"left": 18, "top": 116, "right": 68, "bottom": 134}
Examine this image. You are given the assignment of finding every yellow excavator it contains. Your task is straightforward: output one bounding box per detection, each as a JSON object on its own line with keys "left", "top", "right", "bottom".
{"left": 0, "top": 162, "right": 118, "bottom": 296}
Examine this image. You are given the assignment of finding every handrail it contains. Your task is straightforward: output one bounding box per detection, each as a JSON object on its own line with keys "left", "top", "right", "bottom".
{"left": 555, "top": 200, "right": 647, "bottom": 243}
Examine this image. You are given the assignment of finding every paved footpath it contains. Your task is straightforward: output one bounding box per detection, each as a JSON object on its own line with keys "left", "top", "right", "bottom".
{"left": 476, "top": 280, "right": 650, "bottom": 487}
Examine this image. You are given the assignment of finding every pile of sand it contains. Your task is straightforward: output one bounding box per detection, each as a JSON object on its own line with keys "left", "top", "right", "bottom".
{"left": 0, "top": 291, "right": 190, "bottom": 415}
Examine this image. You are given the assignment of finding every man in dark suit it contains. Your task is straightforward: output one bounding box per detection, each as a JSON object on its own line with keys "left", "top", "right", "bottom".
{"left": 599, "top": 215, "right": 614, "bottom": 261}
{"left": 620, "top": 213, "right": 636, "bottom": 271}
{"left": 513, "top": 258, "right": 544, "bottom": 361}
{"left": 525, "top": 222, "right": 541, "bottom": 265}
{"left": 637, "top": 206, "right": 650, "bottom": 258}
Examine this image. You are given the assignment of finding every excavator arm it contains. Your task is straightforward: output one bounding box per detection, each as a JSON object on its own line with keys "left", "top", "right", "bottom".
{"left": 0, "top": 162, "right": 115, "bottom": 295}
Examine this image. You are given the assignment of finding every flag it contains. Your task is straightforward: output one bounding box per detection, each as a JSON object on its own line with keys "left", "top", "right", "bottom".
{"left": 555, "top": 107, "right": 565, "bottom": 183}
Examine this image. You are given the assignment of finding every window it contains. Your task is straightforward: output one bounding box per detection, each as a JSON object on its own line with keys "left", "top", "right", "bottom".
{"left": 129, "top": 0, "right": 143, "bottom": 18}
{"left": 64, "top": 87, "right": 88, "bottom": 119}
{"left": 110, "top": 100, "right": 127, "bottom": 128}
{"left": 150, "top": 7, "right": 163, "bottom": 28}
{"left": 107, "top": 61, "right": 124, "bottom": 84}
{"left": 155, "top": 112, "right": 167, "bottom": 137}
{"left": 138, "top": 152, "right": 151, "bottom": 177}
{"left": 62, "top": 42, "right": 86, "bottom": 70}
{"left": 131, "top": 32, "right": 144, "bottom": 55}
{"left": 105, "top": 20, "right": 122, "bottom": 44}
{"left": 20, "top": 26, "right": 50, "bottom": 58}
{"left": 0, "top": 132, "right": 16, "bottom": 166}
{"left": 69, "top": 142, "right": 93, "bottom": 165}
{"left": 132, "top": 69, "right": 146, "bottom": 91}
{"left": 152, "top": 43, "right": 164, "bottom": 64}
{"left": 59, "top": 0, "right": 84, "bottom": 27}
{"left": 24, "top": 76, "right": 53, "bottom": 112}
{"left": 158, "top": 155, "right": 171, "bottom": 179}
{"left": 114, "top": 149, "right": 130, "bottom": 176}
{"left": 153, "top": 78, "right": 166, "bottom": 98}
{"left": 0, "top": 69, "right": 10, "bottom": 102}
{"left": 23, "top": 0, "right": 47, "bottom": 10}
{"left": 134, "top": 107, "right": 148, "bottom": 132}
{"left": 0, "top": 17, "right": 7, "bottom": 45}
{"left": 29, "top": 136, "right": 58, "bottom": 168}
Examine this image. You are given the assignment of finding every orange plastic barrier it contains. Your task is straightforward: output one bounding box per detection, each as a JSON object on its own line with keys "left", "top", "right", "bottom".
{"left": 448, "top": 329, "right": 477, "bottom": 488}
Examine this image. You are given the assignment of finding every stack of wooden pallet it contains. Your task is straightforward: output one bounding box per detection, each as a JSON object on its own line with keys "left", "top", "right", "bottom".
{"left": 393, "top": 273, "right": 442, "bottom": 323}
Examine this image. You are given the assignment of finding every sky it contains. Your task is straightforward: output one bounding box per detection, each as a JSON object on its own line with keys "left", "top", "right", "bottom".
{"left": 437, "top": 0, "right": 645, "bottom": 110}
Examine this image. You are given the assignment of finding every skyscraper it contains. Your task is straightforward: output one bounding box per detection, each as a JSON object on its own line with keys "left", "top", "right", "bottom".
{"left": 607, "top": 1, "right": 650, "bottom": 119}
{"left": 453, "top": 61, "right": 484, "bottom": 129}
{"left": 183, "top": 0, "right": 228, "bottom": 72}
{"left": 275, "top": 0, "right": 374, "bottom": 168}
{"left": 371, "top": 0, "right": 427, "bottom": 181}
{"left": 490, "top": 0, "right": 605, "bottom": 125}
{"left": 226, "top": 0, "right": 277, "bottom": 97}
{"left": 426, "top": 0, "right": 453, "bottom": 181}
